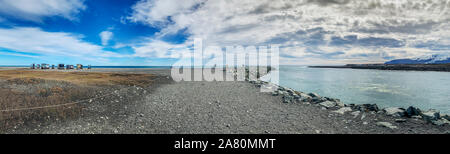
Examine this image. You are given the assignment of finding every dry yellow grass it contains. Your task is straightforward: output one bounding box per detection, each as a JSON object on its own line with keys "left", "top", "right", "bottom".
{"left": 0, "top": 69, "right": 156, "bottom": 132}
{"left": 0, "top": 70, "right": 155, "bottom": 86}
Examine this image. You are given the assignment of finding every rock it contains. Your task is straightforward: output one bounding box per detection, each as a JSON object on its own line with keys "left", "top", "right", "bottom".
{"left": 431, "top": 118, "right": 450, "bottom": 126}
{"left": 376, "top": 122, "right": 398, "bottom": 129}
{"left": 297, "top": 93, "right": 312, "bottom": 102}
{"left": 292, "top": 94, "right": 300, "bottom": 99}
{"left": 360, "top": 113, "right": 366, "bottom": 120}
{"left": 383, "top": 107, "right": 406, "bottom": 117}
{"left": 335, "top": 101, "right": 345, "bottom": 107}
{"left": 311, "top": 97, "right": 327, "bottom": 103}
{"left": 421, "top": 109, "right": 440, "bottom": 123}
{"left": 406, "top": 106, "right": 421, "bottom": 117}
{"left": 282, "top": 95, "right": 294, "bottom": 103}
{"left": 286, "top": 89, "right": 295, "bottom": 94}
{"left": 351, "top": 111, "right": 360, "bottom": 118}
{"left": 351, "top": 104, "right": 379, "bottom": 112}
{"left": 325, "top": 97, "right": 340, "bottom": 102}
{"left": 363, "top": 122, "right": 369, "bottom": 125}
{"left": 308, "top": 92, "right": 320, "bottom": 98}
{"left": 411, "top": 115, "right": 422, "bottom": 119}
{"left": 333, "top": 107, "right": 352, "bottom": 115}
{"left": 395, "top": 119, "right": 407, "bottom": 123}
{"left": 441, "top": 114, "right": 450, "bottom": 121}
{"left": 271, "top": 91, "right": 278, "bottom": 96}
{"left": 319, "top": 101, "right": 337, "bottom": 108}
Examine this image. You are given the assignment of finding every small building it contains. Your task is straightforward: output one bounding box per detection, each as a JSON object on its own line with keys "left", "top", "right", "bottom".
{"left": 41, "top": 63, "right": 50, "bottom": 69}
{"left": 58, "top": 64, "right": 65, "bottom": 70}
{"left": 76, "top": 64, "right": 83, "bottom": 70}
{"left": 36, "top": 64, "right": 41, "bottom": 69}
{"left": 66, "top": 65, "right": 74, "bottom": 69}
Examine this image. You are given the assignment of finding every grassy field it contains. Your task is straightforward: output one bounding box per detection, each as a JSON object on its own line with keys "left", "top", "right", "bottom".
{"left": 0, "top": 69, "right": 156, "bottom": 86}
{"left": 0, "top": 69, "right": 156, "bottom": 132}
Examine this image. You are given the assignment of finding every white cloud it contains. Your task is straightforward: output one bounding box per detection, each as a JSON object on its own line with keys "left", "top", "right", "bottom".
{"left": 100, "top": 30, "right": 113, "bottom": 46}
{"left": 0, "top": 27, "right": 125, "bottom": 63}
{"left": 0, "top": 0, "right": 86, "bottom": 22}
{"left": 128, "top": 0, "right": 450, "bottom": 64}
{"left": 132, "top": 39, "right": 191, "bottom": 59}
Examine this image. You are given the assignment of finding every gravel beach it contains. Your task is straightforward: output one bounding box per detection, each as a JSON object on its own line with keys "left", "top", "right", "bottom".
{"left": 2, "top": 68, "right": 449, "bottom": 134}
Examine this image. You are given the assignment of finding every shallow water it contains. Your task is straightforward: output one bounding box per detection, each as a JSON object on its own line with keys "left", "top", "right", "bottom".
{"left": 269, "top": 65, "right": 450, "bottom": 114}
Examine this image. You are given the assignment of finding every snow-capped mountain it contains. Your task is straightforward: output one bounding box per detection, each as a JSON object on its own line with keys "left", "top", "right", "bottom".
{"left": 385, "top": 54, "right": 450, "bottom": 64}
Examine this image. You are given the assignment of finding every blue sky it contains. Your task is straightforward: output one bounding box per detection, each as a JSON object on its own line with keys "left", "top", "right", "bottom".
{"left": 0, "top": 0, "right": 449, "bottom": 66}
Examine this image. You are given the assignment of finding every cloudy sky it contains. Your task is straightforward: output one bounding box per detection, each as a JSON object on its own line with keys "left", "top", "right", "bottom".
{"left": 0, "top": 0, "right": 449, "bottom": 66}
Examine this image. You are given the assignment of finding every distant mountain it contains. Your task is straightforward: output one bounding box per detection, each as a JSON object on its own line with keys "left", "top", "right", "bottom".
{"left": 385, "top": 54, "right": 450, "bottom": 64}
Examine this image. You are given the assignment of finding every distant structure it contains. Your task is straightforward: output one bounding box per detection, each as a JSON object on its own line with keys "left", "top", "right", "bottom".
{"left": 66, "top": 65, "right": 74, "bottom": 69}
{"left": 30, "top": 63, "right": 90, "bottom": 70}
{"left": 58, "top": 64, "right": 65, "bottom": 70}
{"left": 76, "top": 64, "right": 83, "bottom": 70}
{"left": 41, "top": 63, "right": 50, "bottom": 69}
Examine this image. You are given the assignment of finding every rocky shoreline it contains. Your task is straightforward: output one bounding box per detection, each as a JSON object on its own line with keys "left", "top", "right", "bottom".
{"left": 246, "top": 72, "right": 450, "bottom": 130}
{"left": 309, "top": 64, "right": 450, "bottom": 72}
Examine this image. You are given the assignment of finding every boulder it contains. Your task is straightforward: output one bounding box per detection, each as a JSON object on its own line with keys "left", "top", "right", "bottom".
{"left": 325, "top": 97, "right": 340, "bottom": 102}
{"left": 432, "top": 118, "right": 450, "bottom": 126}
{"left": 411, "top": 115, "right": 422, "bottom": 119}
{"left": 335, "top": 101, "right": 345, "bottom": 107}
{"left": 282, "top": 95, "right": 294, "bottom": 103}
{"left": 297, "top": 94, "right": 312, "bottom": 102}
{"left": 308, "top": 92, "right": 320, "bottom": 98}
{"left": 383, "top": 107, "right": 406, "bottom": 117}
{"left": 351, "top": 111, "right": 360, "bottom": 118}
{"left": 319, "top": 101, "right": 337, "bottom": 108}
{"left": 271, "top": 91, "right": 278, "bottom": 96}
{"left": 406, "top": 106, "right": 421, "bottom": 117}
{"left": 311, "top": 97, "right": 327, "bottom": 103}
{"left": 351, "top": 104, "right": 379, "bottom": 112}
{"left": 286, "top": 89, "right": 295, "bottom": 94}
{"left": 442, "top": 114, "right": 450, "bottom": 121}
{"left": 376, "top": 122, "right": 398, "bottom": 129}
{"left": 421, "top": 109, "right": 440, "bottom": 123}
{"left": 333, "top": 107, "right": 352, "bottom": 115}
{"left": 292, "top": 94, "right": 300, "bottom": 99}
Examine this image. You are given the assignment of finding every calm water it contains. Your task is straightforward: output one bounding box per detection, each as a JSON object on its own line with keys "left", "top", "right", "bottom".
{"left": 271, "top": 65, "right": 450, "bottom": 114}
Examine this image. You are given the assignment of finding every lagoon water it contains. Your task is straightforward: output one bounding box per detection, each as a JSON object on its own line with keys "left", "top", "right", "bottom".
{"left": 272, "top": 65, "right": 450, "bottom": 114}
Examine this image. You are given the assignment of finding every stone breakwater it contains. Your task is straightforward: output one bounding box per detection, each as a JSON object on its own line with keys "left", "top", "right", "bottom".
{"left": 247, "top": 79, "right": 450, "bottom": 128}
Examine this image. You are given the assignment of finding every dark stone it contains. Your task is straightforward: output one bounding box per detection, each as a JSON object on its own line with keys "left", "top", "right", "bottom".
{"left": 352, "top": 104, "right": 379, "bottom": 112}
{"left": 282, "top": 95, "right": 294, "bottom": 103}
{"left": 406, "top": 106, "right": 421, "bottom": 117}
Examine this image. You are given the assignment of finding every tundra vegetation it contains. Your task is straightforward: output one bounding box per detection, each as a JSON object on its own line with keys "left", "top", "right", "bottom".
{"left": 0, "top": 69, "right": 155, "bottom": 132}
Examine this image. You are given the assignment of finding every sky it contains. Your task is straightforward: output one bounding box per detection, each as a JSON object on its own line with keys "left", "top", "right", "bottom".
{"left": 0, "top": 0, "right": 449, "bottom": 66}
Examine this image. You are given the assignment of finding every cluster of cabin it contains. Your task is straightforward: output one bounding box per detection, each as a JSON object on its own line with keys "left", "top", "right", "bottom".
{"left": 30, "top": 63, "right": 91, "bottom": 70}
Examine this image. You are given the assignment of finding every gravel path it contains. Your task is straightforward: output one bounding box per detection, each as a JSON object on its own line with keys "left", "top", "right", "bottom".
{"left": 124, "top": 81, "right": 448, "bottom": 134}
{"left": 4, "top": 68, "right": 449, "bottom": 134}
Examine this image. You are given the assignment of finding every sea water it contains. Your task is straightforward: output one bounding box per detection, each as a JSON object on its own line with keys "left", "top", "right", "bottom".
{"left": 270, "top": 65, "right": 450, "bottom": 114}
